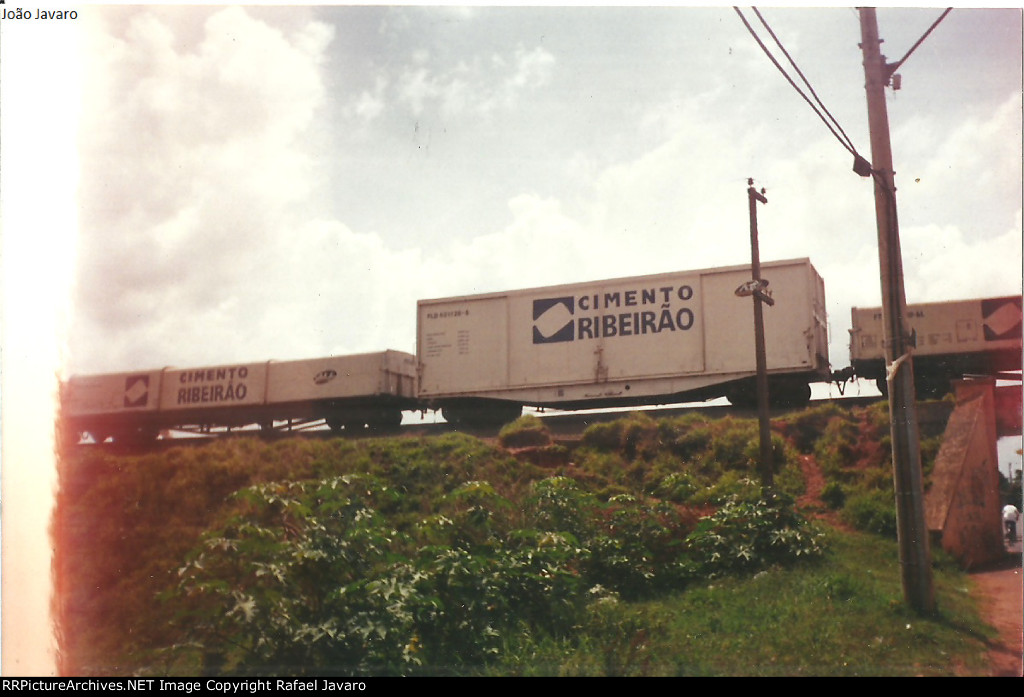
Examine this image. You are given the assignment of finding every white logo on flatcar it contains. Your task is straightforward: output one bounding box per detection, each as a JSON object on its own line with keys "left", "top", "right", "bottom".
{"left": 314, "top": 369, "right": 338, "bottom": 385}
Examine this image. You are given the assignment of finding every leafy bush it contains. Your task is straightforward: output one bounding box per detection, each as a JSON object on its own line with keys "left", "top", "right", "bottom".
{"left": 169, "top": 474, "right": 591, "bottom": 676}
{"left": 579, "top": 412, "right": 662, "bottom": 461}
{"left": 526, "top": 476, "right": 599, "bottom": 540}
{"left": 666, "top": 425, "right": 713, "bottom": 460}
{"left": 685, "top": 492, "right": 825, "bottom": 577}
{"left": 170, "top": 475, "right": 409, "bottom": 675}
{"left": 525, "top": 479, "right": 699, "bottom": 599}
{"left": 651, "top": 471, "right": 700, "bottom": 503}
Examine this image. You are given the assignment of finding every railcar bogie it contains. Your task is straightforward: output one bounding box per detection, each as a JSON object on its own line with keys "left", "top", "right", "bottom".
{"left": 440, "top": 399, "right": 524, "bottom": 428}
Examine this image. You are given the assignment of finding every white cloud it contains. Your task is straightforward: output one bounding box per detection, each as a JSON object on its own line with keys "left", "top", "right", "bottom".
{"left": 395, "top": 43, "right": 555, "bottom": 119}
{"left": 70, "top": 7, "right": 335, "bottom": 373}
{"left": 895, "top": 91, "right": 1023, "bottom": 240}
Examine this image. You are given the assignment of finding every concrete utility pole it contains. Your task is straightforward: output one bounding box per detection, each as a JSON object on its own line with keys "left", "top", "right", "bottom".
{"left": 858, "top": 7, "right": 935, "bottom": 614}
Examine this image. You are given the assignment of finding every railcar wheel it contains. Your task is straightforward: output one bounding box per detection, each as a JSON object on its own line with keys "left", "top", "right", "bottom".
{"left": 914, "top": 375, "right": 951, "bottom": 399}
{"left": 773, "top": 380, "right": 811, "bottom": 408}
{"left": 368, "top": 409, "right": 403, "bottom": 432}
{"left": 59, "top": 426, "right": 86, "bottom": 448}
{"left": 725, "top": 381, "right": 756, "bottom": 409}
{"left": 111, "top": 425, "right": 158, "bottom": 446}
{"left": 442, "top": 402, "right": 522, "bottom": 428}
{"left": 875, "top": 377, "right": 888, "bottom": 397}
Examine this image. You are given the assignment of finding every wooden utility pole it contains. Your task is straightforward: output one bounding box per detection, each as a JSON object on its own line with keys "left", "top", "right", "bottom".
{"left": 746, "top": 180, "right": 774, "bottom": 490}
{"left": 858, "top": 7, "right": 935, "bottom": 614}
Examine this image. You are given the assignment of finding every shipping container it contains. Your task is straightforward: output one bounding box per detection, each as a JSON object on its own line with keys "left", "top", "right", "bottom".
{"left": 264, "top": 350, "right": 418, "bottom": 431}
{"left": 849, "top": 295, "right": 1023, "bottom": 396}
{"left": 61, "top": 369, "right": 169, "bottom": 443}
{"left": 61, "top": 351, "right": 418, "bottom": 443}
{"left": 417, "top": 258, "right": 830, "bottom": 423}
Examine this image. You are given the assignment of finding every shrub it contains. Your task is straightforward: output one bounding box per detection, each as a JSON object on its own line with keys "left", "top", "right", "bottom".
{"left": 526, "top": 476, "right": 599, "bottom": 541}
{"left": 618, "top": 413, "right": 662, "bottom": 461}
{"left": 651, "top": 471, "right": 700, "bottom": 503}
{"left": 666, "top": 425, "right": 713, "bottom": 460}
{"left": 169, "top": 475, "right": 410, "bottom": 676}
{"left": 580, "top": 420, "right": 624, "bottom": 451}
{"left": 841, "top": 489, "right": 897, "bottom": 537}
{"left": 820, "top": 481, "right": 846, "bottom": 510}
{"left": 498, "top": 415, "right": 552, "bottom": 448}
{"left": 774, "top": 402, "right": 845, "bottom": 454}
{"left": 579, "top": 412, "right": 661, "bottom": 461}
{"left": 685, "top": 491, "right": 825, "bottom": 577}
{"left": 582, "top": 495, "right": 698, "bottom": 599}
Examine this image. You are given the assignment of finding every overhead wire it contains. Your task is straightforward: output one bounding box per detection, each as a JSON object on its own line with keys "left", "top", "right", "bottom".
{"left": 732, "top": 6, "right": 863, "bottom": 162}
{"left": 734, "top": 6, "right": 954, "bottom": 178}
{"left": 750, "top": 7, "right": 860, "bottom": 157}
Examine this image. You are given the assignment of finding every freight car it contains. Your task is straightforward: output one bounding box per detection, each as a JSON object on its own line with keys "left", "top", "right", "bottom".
{"left": 61, "top": 350, "right": 418, "bottom": 444}
{"left": 848, "top": 295, "right": 1023, "bottom": 397}
{"left": 417, "top": 258, "right": 831, "bottom": 425}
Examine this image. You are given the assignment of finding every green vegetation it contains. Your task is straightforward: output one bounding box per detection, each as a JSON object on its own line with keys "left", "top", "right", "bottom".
{"left": 491, "top": 531, "right": 988, "bottom": 676}
{"left": 776, "top": 400, "right": 945, "bottom": 538}
{"left": 54, "top": 403, "right": 993, "bottom": 677}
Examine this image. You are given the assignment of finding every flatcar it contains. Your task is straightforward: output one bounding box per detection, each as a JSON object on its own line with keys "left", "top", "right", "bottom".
{"left": 417, "top": 257, "right": 830, "bottom": 424}
{"left": 848, "top": 295, "right": 1023, "bottom": 397}
{"left": 61, "top": 350, "right": 418, "bottom": 444}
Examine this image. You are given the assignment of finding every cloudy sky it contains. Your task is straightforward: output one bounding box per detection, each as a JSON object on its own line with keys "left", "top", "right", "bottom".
{"left": 1, "top": 3, "right": 1022, "bottom": 674}
{"left": 58, "top": 5, "right": 1024, "bottom": 376}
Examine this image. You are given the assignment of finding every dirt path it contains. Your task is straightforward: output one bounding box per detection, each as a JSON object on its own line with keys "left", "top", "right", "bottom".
{"left": 970, "top": 552, "right": 1023, "bottom": 677}
{"left": 796, "top": 453, "right": 1022, "bottom": 676}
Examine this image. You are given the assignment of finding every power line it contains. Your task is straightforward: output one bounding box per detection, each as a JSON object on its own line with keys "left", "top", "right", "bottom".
{"left": 751, "top": 7, "right": 859, "bottom": 156}
{"left": 734, "top": 7, "right": 953, "bottom": 179}
{"left": 733, "top": 6, "right": 868, "bottom": 173}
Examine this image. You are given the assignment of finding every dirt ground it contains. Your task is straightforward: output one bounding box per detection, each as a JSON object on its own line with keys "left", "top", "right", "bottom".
{"left": 970, "top": 548, "right": 1023, "bottom": 677}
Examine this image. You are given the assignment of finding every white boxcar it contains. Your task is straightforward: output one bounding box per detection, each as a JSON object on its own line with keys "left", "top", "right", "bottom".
{"left": 849, "top": 296, "right": 1023, "bottom": 396}
{"left": 62, "top": 350, "right": 418, "bottom": 443}
{"left": 417, "top": 258, "right": 829, "bottom": 423}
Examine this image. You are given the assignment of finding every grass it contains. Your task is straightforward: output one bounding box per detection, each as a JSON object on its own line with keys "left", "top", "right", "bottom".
{"left": 492, "top": 528, "right": 992, "bottom": 676}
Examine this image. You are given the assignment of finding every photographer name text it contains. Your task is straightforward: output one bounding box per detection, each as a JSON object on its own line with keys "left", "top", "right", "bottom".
{"left": 1, "top": 7, "right": 78, "bottom": 20}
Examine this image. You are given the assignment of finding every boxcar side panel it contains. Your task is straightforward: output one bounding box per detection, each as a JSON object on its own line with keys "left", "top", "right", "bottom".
{"left": 504, "top": 271, "right": 707, "bottom": 388}
{"left": 850, "top": 296, "right": 1023, "bottom": 363}
{"left": 266, "top": 352, "right": 413, "bottom": 403}
{"left": 158, "top": 362, "right": 270, "bottom": 412}
{"left": 701, "top": 261, "right": 822, "bottom": 374}
{"left": 63, "top": 370, "right": 166, "bottom": 418}
{"left": 418, "top": 295, "right": 509, "bottom": 395}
